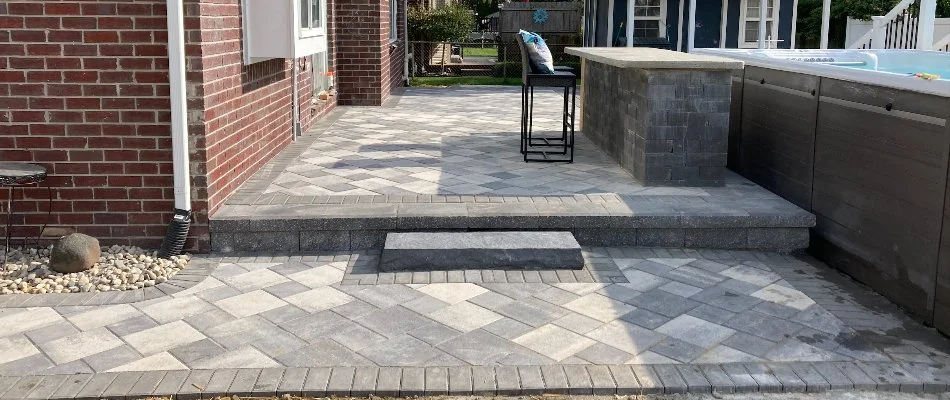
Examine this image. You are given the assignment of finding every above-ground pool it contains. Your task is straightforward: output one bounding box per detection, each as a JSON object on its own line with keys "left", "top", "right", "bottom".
{"left": 692, "top": 48, "right": 950, "bottom": 334}
{"left": 695, "top": 48, "right": 950, "bottom": 95}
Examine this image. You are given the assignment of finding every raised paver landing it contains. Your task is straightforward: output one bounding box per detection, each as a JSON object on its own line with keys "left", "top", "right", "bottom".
{"left": 0, "top": 248, "right": 947, "bottom": 399}
{"left": 210, "top": 87, "right": 815, "bottom": 253}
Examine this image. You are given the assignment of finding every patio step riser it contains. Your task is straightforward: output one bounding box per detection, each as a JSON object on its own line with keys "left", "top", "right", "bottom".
{"left": 379, "top": 232, "right": 584, "bottom": 271}
{"left": 209, "top": 225, "right": 810, "bottom": 253}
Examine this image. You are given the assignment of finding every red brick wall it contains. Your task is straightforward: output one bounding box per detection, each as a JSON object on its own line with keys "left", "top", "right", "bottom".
{"left": 193, "top": 0, "right": 335, "bottom": 221}
{"left": 0, "top": 0, "right": 336, "bottom": 252}
{"left": 335, "top": 0, "right": 405, "bottom": 106}
{"left": 0, "top": 1, "right": 179, "bottom": 249}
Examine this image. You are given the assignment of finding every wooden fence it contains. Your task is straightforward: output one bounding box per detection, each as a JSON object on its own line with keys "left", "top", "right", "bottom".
{"left": 498, "top": 2, "right": 581, "bottom": 40}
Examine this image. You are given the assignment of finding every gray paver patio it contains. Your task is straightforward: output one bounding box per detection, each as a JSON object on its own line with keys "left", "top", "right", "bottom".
{"left": 247, "top": 87, "right": 650, "bottom": 198}
{"left": 0, "top": 247, "right": 948, "bottom": 398}
{"left": 218, "top": 87, "right": 811, "bottom": 207}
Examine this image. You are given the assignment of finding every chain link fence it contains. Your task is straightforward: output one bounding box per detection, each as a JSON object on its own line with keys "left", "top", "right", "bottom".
{"left": 408, "top": 40, "right": 581, "bottom": 86}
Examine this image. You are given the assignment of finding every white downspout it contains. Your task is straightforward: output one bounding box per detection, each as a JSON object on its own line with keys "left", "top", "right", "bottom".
{"left": 159, "top": 0, "right": 192, "bottom": 258}
{"left": 292, "top": 60, "right": 300, "bottom": 139}
{"left": 166, "top": 0, "right": 190, "bottom": 213}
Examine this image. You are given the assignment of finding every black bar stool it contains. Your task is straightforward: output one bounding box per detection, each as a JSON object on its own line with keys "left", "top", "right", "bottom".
{"left": 516, "top": 38, "right": 577, "bottom": 163}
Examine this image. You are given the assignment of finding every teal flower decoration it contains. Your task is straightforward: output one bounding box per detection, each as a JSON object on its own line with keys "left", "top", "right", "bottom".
{"left": 533, "top": 8, "right": 549, "bottom": 25}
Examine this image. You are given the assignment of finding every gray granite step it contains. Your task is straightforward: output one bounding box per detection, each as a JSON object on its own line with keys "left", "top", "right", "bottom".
{"left": 379, "top": 232, "right": 584, "bottom": 271}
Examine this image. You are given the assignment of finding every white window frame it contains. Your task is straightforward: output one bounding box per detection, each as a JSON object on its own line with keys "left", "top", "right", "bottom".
{"left": 633, "top": 0, "right": 667, "bottom": 39}
{"left": 389, "top": 0, "right": 398, "bottom": 42}
{"left": 738, "top": 0, "right": 780, "bottom": 48}
{"left": 300, "top": 0, "right": 328, "bottom": 38}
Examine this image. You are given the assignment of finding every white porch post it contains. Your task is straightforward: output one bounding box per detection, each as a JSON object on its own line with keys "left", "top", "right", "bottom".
{"left": 758, "top": 0, "right": 768, "bottom": 48}
{"left": 688, "top": 0, "right": 697, "bottom": 51}
{"left": 870, "top": 16, "right": 886, "bottom": 48}
{"left": 917, "top": 0, "right": 937, "bottom": 50}
{"left": 627, "top": 0, "right": 635, "bottom": 47}
{"left": 819, "top": 0, "right": 831, "bottom": 48}
{"left": 720, "top": 0, "right": 729, "bottom": 48}
{"left": 677, "top": 0, "right": 685, "bottom": 50}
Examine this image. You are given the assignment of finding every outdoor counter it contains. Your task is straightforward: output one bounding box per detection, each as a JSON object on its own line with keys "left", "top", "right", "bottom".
{"left": 565, "top": 47, "right": 743, "bottom": 186}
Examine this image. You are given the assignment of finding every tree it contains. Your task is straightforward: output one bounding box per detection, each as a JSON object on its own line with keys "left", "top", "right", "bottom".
{"left": 796, "top": 0, "right": 949, "bottom": 48}
{"left": 457, "top": 0, "right": 499, "bottom": 29}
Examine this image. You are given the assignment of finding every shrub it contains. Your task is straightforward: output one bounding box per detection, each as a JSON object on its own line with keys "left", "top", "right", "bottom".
{"left": 408, "top": 5, "right": 476, "bottom": 42}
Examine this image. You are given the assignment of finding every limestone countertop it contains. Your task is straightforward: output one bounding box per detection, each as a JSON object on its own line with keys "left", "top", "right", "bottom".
{"left": 565, "top": 47, "right": 744, "bottom": 70}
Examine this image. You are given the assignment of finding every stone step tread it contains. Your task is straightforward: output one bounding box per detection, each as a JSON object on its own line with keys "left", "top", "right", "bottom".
{"left": 380, "top": 232, "right": 584, "bottom": 272}
{"left": 385, "top": 232, "right": 581, "bottom": 250}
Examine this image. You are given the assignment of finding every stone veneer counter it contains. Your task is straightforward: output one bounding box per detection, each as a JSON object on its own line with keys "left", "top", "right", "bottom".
{"left": 566, "top": 47, "right": 743, "bottom": 187}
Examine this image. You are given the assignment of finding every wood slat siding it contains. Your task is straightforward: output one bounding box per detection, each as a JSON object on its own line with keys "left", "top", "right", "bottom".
{"left": 812, "top": 78, "right": 949, "bottom": 321}
{"left": 936, "top": 103, "right": 950, "bottom": 335}
{"left": 730, "top": 66, "right": 950, "bottom": 332}
{"left": 737, "top": 67, "right": 819, "bottom": 209}
{"left": 499, "top": 2, "right": 582, "bottom": 36}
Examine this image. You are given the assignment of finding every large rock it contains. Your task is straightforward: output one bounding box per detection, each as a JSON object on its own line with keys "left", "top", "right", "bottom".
{"left": 50, "top": 233, "right": 101, "bottom": 273}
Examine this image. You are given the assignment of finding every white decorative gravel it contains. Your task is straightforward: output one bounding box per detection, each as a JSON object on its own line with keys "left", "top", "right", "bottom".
{"left": 0, "top": 245, "right": 189, "bottom": 294}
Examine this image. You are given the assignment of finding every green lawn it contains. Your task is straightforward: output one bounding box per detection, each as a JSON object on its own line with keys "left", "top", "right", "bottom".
{"left": 410, "top": 76, "right": 521, "bottom": 87}
{"left": 460, "top": 45, "right": 498, "bottom": 58}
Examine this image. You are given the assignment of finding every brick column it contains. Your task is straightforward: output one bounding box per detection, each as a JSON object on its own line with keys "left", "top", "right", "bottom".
{"left": 334, "top": 0, "right": 405, "bottom": 106}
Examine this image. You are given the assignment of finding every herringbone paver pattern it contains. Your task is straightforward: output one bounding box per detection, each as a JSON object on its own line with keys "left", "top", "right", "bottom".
{"left": 0, "top": 247, "right": 946, "bottom": 383}
{"left": 231, "top": 87, "right": 707, "bottom": 200}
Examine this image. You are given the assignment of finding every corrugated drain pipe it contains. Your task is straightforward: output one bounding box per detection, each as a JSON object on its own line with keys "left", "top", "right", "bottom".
{"left": 159, "top": 0, "right": 192, "bottom": 258}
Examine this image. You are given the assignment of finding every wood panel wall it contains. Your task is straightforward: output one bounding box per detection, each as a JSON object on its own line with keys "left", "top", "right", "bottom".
{"left": 730, "top": 67, "right": 950, "bottom": 333}
{"left": 738, "top": 67, "right": 820, "bottom": 210}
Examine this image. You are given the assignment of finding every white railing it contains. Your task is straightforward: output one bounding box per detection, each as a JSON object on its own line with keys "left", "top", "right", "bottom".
{"left": 937, "top": 33, "right": 950, "bottom": 51}
{"left": 847, "top": 0, "right": 917, "bottom": 49}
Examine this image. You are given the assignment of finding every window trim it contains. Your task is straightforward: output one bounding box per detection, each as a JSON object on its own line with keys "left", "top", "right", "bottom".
{"left": 738, "top": 0, "right": 780, "bottom": 48}
{"left": 632, "top": 0, "right": 667, "bottom": 39}
{"left": 300, "top": 0, "right": 328, "bottom": 38}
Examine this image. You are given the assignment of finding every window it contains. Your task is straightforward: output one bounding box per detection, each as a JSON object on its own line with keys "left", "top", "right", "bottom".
{"left": 312, "top": 51, "right": 329, "bottom": 95}
{"left": 300, "top": 0, "right": 326, "bottom": 37}
{"left": 389, "top": 0, "right": 398, "bottom": 42}
{"left": 633, "top": 0, "right": 665, "bottom": 38}
{"left": 739, "top": 0, "right": 779, "bottom": 47}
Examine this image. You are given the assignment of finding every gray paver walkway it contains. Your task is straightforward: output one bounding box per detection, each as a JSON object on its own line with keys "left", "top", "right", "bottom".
{"left": 0, "top": 248, "right": 948, "bottom": 399}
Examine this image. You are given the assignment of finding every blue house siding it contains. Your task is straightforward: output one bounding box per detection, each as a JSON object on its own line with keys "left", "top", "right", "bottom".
{"left": 671, "top": 0, "right": 684, "bottom": 50}
{"left": 585, "top": 0, "right": 794, "bottom": 50}
{"left": 692, "top": 0, "right": 724, "bottom": 48}
{"left": 725, "top": 0, "right": 742, "bottom": 47}
{"left": 778, "top": 0, "right": 794, "bottom": 48}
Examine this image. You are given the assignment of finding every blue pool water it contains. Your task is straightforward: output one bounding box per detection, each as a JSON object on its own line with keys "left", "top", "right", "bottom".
{"left": 839, "top": 64, "right": 950, "bottom": 80}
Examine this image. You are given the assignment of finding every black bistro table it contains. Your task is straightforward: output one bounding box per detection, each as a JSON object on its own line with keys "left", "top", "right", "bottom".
{"left": 1, "top": 163, "right": 48, "bottom": 264}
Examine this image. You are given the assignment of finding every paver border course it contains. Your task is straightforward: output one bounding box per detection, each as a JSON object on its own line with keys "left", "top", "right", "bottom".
{"left": 0, "top": 258, "right": 217, "bottom": 309}
{"left": 0, "top": 361, "right": 946, "bottom": 399}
